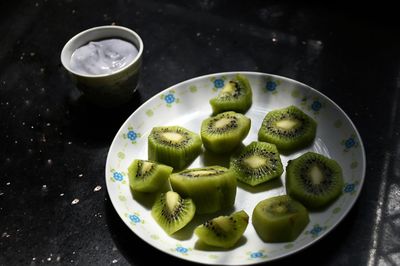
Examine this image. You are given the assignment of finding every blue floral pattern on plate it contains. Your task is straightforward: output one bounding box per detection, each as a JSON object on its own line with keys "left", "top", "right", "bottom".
{"left": 123, "top": 127, "right": 141, "bottom": 144}
{"left": 248, "top": 250, "right": 267, "bottom": 260}
{"left": 300, "top": 97, "right": 323, "bottom": 114}
{"left": 250, "top": 252, "right": 264, "bottom": 258}
{"left": 214, "top": 78, "right": 224, "bottom": 89}
{"left": 161, "top": 90, "right": 179, "bottom": 107}
{"left": 343, "top": 182, "right": 359, "bottom": 195}
{"left": 342, "top": 134, "right": 358, "bottom": 152}
{"left": 211, "top": 76, "right": 226, "bottom": 91}
{"left": 264, "top": 78, "right": 280, "bottom": 94}
{"left": 113, "top": 172, "right": 124, "bottom": 181}
{"left": 176, "top": 246, "right": 188, "bottom": 254}
{"left": 165, "top": 93, "right": 175, "bottom": 104}
{"left": 127, "top": 130, "right": 137, "bottom": 141}
{"left": 306, "top": 224, "right": 327, "bottom": 238}
{"left": 344, "top": 183, "right": 355, "bottom": 193}
{"left": 129, "top": 214, "right": 141, "bottom": 223}
{"left": 311, "top": 100, "right": 322, "bottom": 112}
{"left": 345, "top": 138, "right": 356, "bottom": 149}
{"left": 266, "top": 81, "right": 277, "bottom": 91}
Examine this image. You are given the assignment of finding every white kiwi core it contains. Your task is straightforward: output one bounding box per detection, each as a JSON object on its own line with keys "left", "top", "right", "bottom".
{"left": 162, "top": 132, "right": 184, "bottom": 143}
{"left": 165, "top": 191, "right": 180, "bottom": 212}
{"left": 244, "top": 155, "right": 267, "bottom": 169}
{"left": 276, "top": 119, "right": 299, "bottom": 130}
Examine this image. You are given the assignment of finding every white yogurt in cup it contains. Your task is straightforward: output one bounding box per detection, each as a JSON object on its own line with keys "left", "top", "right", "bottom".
{"left": 61, "top": 26, "right": 143, "bottom": 107}
{"left": 70, "top": 39, "right": 139, "bottom": 75}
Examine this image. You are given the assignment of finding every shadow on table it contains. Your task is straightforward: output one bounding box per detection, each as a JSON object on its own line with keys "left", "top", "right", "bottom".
{"left": 67, "top": 89, "right": 143, "bottom": 146}
{"left": 105, "top": 195, "right": 191, "bottom": 266}
{"left": 105, "top": 192, "right": 360, "bottom": 266}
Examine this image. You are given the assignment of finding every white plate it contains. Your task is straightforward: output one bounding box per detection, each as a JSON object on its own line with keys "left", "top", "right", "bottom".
{"left": 105, "top": 72, "right": 366, "bottom": 265}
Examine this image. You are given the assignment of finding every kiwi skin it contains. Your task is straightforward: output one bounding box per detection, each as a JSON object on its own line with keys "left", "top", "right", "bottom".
{"left": 170, "top": 166, "right": 237, "bottom": 214}
{"left": 194, "top": 210, "right": 249, "bottom": 248}
{"left": 252, "top": 195, "right": 309, "bottom": 243}
{"left": 286, "top": 152, "right": 344, "bottom": 210}
{"left": 128, "top": 159, "right": 173, "bottom": 193}
{"left": 201, "top": 111, "right": 251, "bottom": 154}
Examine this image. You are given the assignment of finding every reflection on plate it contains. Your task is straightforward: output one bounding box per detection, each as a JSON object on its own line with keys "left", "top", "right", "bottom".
{"left": 105, "top": 72, "right": 365, "bottom": 265}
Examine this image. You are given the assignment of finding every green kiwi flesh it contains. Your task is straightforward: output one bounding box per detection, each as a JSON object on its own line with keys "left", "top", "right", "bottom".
{"left": 258, "top": 105, "right": 317, "bottom": 153}
{"left": 194, "top": 210, "right": 249, "bottom": 248}
{"left": 286, "top": 152, "right": 344, "bottom": 209}
{"left": 252, "top": 195, "right": 309, "bottom": 242}
{"left": 151, "top": 191, "right": 196, "bottom": 235}
{"left": 210, "top": 74, "right": 253, "bottom": 114}
{"left": 128, "top": 159, "right": 173, "bottom": 192}
{"left": 148, "top": 126, "right": 202, "bottom": 170}
{"left": 230, "top": 141, "right": 283, "bottom": 186}
{"left": 201, "top": 111, "right": 251, "bottom": 154}
{"left": 170, "top": 166, "right": 237, "bottom": 214}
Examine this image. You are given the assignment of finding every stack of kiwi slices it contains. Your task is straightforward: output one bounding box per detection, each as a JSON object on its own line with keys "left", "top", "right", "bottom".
{"left": 125, "top": 74, "right": 345, "bottom": 248}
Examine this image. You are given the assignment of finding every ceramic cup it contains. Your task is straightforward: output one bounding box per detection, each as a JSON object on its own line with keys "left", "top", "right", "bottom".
{"left": 61, "top": 25, "right": 143, "bottom": 107}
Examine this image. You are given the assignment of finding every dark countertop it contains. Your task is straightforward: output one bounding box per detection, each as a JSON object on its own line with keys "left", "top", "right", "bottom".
{"left": 1, "top": 1, "right": 400, "bottom": 265}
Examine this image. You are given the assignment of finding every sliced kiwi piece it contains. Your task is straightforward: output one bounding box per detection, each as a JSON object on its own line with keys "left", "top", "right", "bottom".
{"left": 252, "top": 195, "right": 309, "bottom": 242}
{"left": 170, "top": 166, "right": 237, "bottom": 214}
{"left": 258, "top": 105, "right": 317, "bottom": 153}
{"left": 151, "top": 191, "right": 196, "bottom": 235}
{"left": 286, "top": 152, "right": 344, "bottom": 209}
{"left": 128, "top": 159, "right": 173, "bottom": 193}
{"left": 148, "top": 126, "right": 202, "bottom": 170}
{"left": 210, "top": 74, "right": 252, "bottom": 115}
{"left": 230, "top": 141, "right": 283, "bottom": 186}
{"left": 195, "top": 210, "right": 249, "bottom": 248}
{"left": 201, "top": 111, "right": 251, "bottom": 154}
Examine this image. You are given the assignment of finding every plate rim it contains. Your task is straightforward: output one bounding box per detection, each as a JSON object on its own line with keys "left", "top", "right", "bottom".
{"left": 105, "top": 71, "right": 366, "bottom": 265}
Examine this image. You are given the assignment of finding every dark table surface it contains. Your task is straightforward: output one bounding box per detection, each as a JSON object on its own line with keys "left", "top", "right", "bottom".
{"left": 1, "top": 1, "right": 400, "bottom": 265}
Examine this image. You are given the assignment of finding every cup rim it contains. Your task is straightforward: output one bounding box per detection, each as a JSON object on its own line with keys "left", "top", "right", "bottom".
{"left": 60, "top": 25, "right": 144, "bottom": 78}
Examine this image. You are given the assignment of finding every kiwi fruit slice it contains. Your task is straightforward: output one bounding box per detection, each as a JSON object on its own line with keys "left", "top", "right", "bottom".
{"left": 148, "top": 126, "right": 202, "bottom": 170}
{"left": 210, "top": 74, "right": 252, "bottom": 115}
{"left": 286, "top": 152, "right": 344, "bottom": 209}
{"left": 151, "top": 191, "right": 196, "bottom": 235}
{"left": 170, "top": 166, "right": 237, "bottom": 214}
{"left": 230, "top": 141, "right": 283, "bottom": 186}
{"left": 258, "top": 105, "right": 317, "bottom": 153}
{"left": 201, "top": 111, "right": 251, "bottom": 154}
{"left": 194, "top": 210, "right": 249, "bottom": 248}
{"left": 128, "top": 159, "right": 173, "bottom": 193}
{"left": 252, "top": 195, "right": 309, "bottom": 242}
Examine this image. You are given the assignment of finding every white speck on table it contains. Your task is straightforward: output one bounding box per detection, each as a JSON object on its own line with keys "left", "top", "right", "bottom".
{"left": 71, "top": 199, "right": 79, "bottom": 205}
